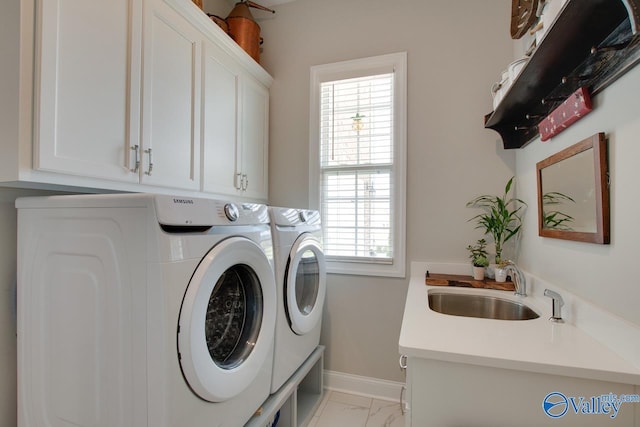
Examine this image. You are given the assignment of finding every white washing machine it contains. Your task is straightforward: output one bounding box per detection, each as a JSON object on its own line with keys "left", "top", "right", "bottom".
{"left": 16, "top": 194, "right": 276, "bottom": 427}
{"left": 268, "top": 207, "right": 326, "bottom": 393}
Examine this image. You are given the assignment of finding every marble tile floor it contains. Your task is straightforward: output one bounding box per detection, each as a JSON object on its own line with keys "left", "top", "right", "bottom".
{"left": 308, "top": 391, "right": 405, "bottom": 427}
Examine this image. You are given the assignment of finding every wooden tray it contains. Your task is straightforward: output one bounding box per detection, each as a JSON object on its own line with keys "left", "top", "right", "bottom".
{"left": 425, "top": 273, "right": 515, "bottom": 291}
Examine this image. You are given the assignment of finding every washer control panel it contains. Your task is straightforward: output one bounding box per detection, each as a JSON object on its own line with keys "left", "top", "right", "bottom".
{"left": 154, "top": 195, "right": 268, "bottom": 226}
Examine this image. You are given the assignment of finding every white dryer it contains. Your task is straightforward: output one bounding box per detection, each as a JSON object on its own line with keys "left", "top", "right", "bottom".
{"left": 268, "top": 207, "right": 326, "bottom": 393}
{"left": 17, "top": 194, "right": 276, "bottom": 427}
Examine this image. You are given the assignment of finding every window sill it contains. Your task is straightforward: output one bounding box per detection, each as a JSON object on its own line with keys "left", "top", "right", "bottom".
{"left": 326, "top": 260, "right": 405, "bottom": 278}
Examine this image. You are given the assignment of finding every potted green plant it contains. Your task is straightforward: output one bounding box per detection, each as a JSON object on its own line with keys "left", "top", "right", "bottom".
{"left": 466, "top": 177, "right": 526, "bottom": 264}
{"left": 466, "top": 238, "right": 489, "bottom": 280}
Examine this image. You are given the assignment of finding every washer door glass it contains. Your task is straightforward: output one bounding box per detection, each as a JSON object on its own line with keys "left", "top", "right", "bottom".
{"left": 178, "top": 237, "right": 276, "bottom": 402}
{"left": 286, "top": 235, "right": 326, "bottom": 335}
{"left": 295, "top": 252, "right": 319, "bottom": 315}
{"left": 205, "top": 265, "right": 262, "bottom": 369}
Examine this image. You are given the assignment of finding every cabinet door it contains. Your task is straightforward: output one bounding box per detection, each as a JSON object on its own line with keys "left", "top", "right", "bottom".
{"left": 35, "top": 0, "right": 142, "bottom": 182}
{"left": 140, "top": 0, "right": 201, "bottom": 190}
{"left": 404, "top": 356, "right": 412, "bottom": 427}
{"left": 201, "top": 42, "right": 241, "bottom": 196}
{"left": 238, "top": 76, "right": 269, "bottom": 200}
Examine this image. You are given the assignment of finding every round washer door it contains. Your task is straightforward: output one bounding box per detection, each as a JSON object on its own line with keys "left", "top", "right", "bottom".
{"left": 178, "top": 236, "right": 276, "bottom": 402}
{"left": 285, "top": 234, "right": 326, "bottom": 335}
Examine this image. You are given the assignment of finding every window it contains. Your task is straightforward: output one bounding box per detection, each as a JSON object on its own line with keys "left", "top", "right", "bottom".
{"left": 309, "top": 53, "right": 406, "bottom": 277}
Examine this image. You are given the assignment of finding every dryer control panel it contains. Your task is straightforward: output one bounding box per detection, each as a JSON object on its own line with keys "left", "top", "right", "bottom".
{"left": 270, "top": 207, "right": 321, "bottom": 227}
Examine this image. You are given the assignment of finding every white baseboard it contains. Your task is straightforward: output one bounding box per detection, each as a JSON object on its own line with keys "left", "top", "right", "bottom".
{"left": 323, "top": 370, "right": 404, "bottom": 402}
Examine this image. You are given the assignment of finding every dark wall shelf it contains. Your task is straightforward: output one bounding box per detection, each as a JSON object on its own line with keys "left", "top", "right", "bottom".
{"left": 485, "top": 0, "right": 640, "bottom": 149}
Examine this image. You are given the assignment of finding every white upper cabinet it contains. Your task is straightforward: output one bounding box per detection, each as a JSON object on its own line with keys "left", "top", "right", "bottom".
{"left": 238, "top": 76, "right": 269, "bottom": 200}
{"left": 34, "top": 0, "right": 142, "bottom": 182}
{"left": 140, "top": 0, "right": 201, "bottom": 190}
{"left": 202, "top": 41, "right": 269, "bottom": 200}
{"left": 3, "top": 0, "right": 270, "bottom": 199}
{"left": 202, "top": 41, "right": 240, "bottom": 196}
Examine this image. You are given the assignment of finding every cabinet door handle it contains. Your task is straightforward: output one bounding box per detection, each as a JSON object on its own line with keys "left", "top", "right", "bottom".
{"left": 399, "top": 354, "right": 408, "bottom": 415}
{"left": 235, "top": 173, "right": 243, "bottom": 190}
{"left": 399, "top": 354, "right": 407, "bottom": 370}
{"left": 144, "top": 148, "right": 153, "bottom": 176}
{"left": 242, "top": 174, "right": 248, "bottom": 191}
{"left": 130, "top": 145, "right": 140, "bottom": 173}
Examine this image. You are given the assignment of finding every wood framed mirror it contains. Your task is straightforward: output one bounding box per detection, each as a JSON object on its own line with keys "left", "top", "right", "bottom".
{"left": 536, "top": 133, "right": 610, "bottom": 244}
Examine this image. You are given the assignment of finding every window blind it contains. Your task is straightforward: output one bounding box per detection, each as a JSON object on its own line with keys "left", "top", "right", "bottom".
{"left": 319, "top": 73, "right": 394, "bottom": 262}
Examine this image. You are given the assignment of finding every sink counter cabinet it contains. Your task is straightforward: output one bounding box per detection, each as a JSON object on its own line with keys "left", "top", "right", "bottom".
{"left": 1, "top": 0, "right": 272, "bottom": 200}
{"left": 404, "top": 357, "right": 638, "bottom": 427}
{"left": 399, "top": 266, "right": 640, "bottom": 427}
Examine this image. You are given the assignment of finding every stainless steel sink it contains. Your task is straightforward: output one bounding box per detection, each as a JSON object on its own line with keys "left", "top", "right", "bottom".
{"left": 428, "top": 291, "right": 539, "bottom": 321}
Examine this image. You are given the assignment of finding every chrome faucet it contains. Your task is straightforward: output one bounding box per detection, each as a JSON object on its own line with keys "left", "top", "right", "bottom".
{"left": 544, "top": 289, "right": 565, "bottom": 323}
{"left": 503, "top": 260, "right": 527, "bottom": 297}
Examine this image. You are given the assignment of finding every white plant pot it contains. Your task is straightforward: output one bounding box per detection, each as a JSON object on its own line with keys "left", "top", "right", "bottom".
{"left": 485, "top": 264, "right": 496, "bottom": 279}
{"left": 494, "top": 267, "right": 508, "bottom": 283}
{"left": 472, "top": 266, "right": 486, "bottom": 281}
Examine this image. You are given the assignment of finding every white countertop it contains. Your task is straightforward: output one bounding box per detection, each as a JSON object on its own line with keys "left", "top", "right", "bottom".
{"left": 399, "top": 263, "right": 640, "bottom": 385}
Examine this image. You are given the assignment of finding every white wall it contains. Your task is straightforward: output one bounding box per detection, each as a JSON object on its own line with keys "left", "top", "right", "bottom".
{"left": 202, "top": 0, "right": 233, "bottom": 18}
{"left": 259, "top": 0, "right": 514, "bottom": 382}
{"left": 516, "top": 64, "right": 640, "bottom": 328}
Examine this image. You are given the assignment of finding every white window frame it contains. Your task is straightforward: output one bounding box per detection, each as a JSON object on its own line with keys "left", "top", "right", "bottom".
{"left": 309, "top": 52, "right": 407, "bottom": 278}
